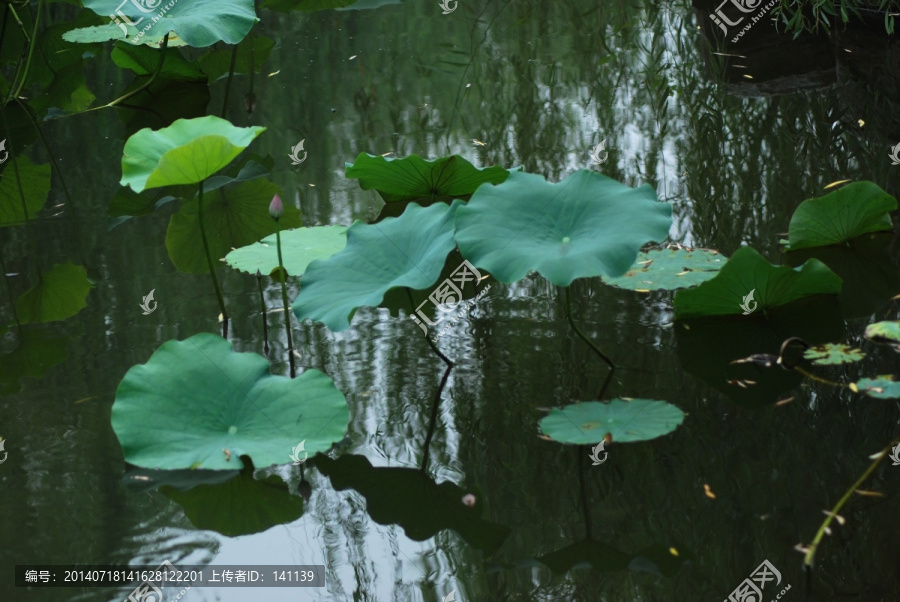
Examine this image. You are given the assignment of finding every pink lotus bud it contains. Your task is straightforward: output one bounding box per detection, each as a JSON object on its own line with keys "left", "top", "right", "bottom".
{"left": 269, "top": 194, "right": 283, "bottom": 220}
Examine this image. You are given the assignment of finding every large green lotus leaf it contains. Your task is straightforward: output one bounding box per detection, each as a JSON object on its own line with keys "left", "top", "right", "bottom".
{"left": 0, "top": 157, "right": 51, "bottom": 226}
{"left": 803, "top": 343, "right": 866, "bottom": 366}
{"left": 865, "top": 321, "right": 900, "bottom": 346}
{"left": 162, "top": 464, "right": 303, "bottom": 536}
{"left": 600, "top": 247, "right": 725, "bottom": 291}
{"left": 121, "top": 116, "right": 265, "bottom": 192}
{"left": 855, "top": 376, "right": 900, "bottom": 399}
{"left": 345, "top": 153, "right": 510, "bottom": 204}
{"left": 61, "top": 22, "right": 189, "bottom": 47}
{"left": 15, "top": 262, "right": 93, "bottom": 324}
{"left": 292, "top": 201, "right": 462, "bottom": 331}
{"left": 673, "top": 247, "right": 842, "bottom": 320}
{"left": 27, "top": 62, "right": 95, "bottom": 117}
{"left": 76, "top": 0, "right": 257, "bottom": 48}
{"left": 539, "top": 399, "right": 684, "bottom": 445}
{"left": 225, "top": 226, "right": 348, "bottom": 277}
{"left": 316, "top": 454, "right": 510, "bottom": 553}
{"left": 0, "top": 330, "right": 68, "bottom": 395}
{"left": 111, "top": 333, "right": 349, "bottom": 470}
{"left": 454, "top": 170, "right": 672, "bottom": 286}
{"left": 786, "top": 182, "right": 896, "bottom": 251}
{"left": 165, "top": 178, "right": 301, "bottom": 274}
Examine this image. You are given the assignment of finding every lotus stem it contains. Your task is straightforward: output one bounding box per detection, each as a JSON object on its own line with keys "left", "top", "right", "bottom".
{"left": 405, "top": 288, "right": 454, "bottom": 367}
{"left": 7, "top": 0, "right": 41, "bottom": 103}
{"left": 803, "top": 437, "right": 900, "bottom": 568}
{"left": 420, "top": 360, "right": 453, "bottom": 472}
{"left": 275, "top": 226, "right": 296, "bottom": 378}
{"left": 197, "top": 180, "right": 229, "bottom": 336}
{"left": 221, "top": 44, "right": 238, "bottom": 118}
{"left": 564, "top": 287, "right": 615, "bottom": 400}
{"left": 256, "top": 270, "right": 269, "bottom": 356}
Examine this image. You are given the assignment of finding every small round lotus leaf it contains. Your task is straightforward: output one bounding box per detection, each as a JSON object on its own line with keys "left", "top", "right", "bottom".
{"left": 855, "top": 376, "right": 900, "bottom": 399}
{"left": 539, "top": 399, "right": 685, "bottom": 445}
{"left": 802, "top": 343, "right": 866, "bottom": 366}
{"left": 864, "top": 321, "right": 900, "bottom": 346}
{"left": 225, "top": 226, "right": 349, "bottom": 277}
{"left": 600, "top": 247, "right": 724, "bottom": 291}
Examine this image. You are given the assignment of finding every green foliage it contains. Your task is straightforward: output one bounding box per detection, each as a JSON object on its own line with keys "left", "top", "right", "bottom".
{"left": 864, "top": 321, "right": 900, "bottom": 347}
{"left": 673, "top": 247, "right": 843, "bottom": 320}
{"left": 121, "top": 116, "right": 265, "bottom": 192}
{"left": 111, "top": 43, "right": 206, "bottom": 79}
{"left": 0, "top": 157, "right": 51, "bottom": 226}
{"left": 111, "top": 333, "right": 350, "bottom": 470}
{"left": 803, "top": 343, "right": 866, "bottom": 366}
{"left": 292, "top": 201, "right": 462, "bottom": 331}
{"left": 539, "top": 399, "right": 684, "bottom": 444}
{"left": 0, "top": 330, "right": 69, "bottom": 395}
{"left": 600, "top": 247, "right": 724, "bottom": 291}
{"left": 164, "top": 178, "right": 301, "bottom": 273}
{"left": 454, "top": 170, "right": 672, "bottom": 286}
{"left": 855, "top": 376, "right": 900, "bottom": 399}
{"left": 225, "top": 226, "right": 348, "bottom": 278}
{"left": 785, "top": 182, "right": 896, "bottom": 251}
{"left": 14, "top": 262, "right": 93, "bottom": 324}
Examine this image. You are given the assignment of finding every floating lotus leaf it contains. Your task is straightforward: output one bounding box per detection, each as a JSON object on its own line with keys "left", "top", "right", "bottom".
{"left": 15, "top": 262, "right": 93, "bottom": 324}
{"left": 111, "top": 333, "right": 350, "bottom": 470}
{"left": 855, "top": 376, "right": 900, "bottom": 399}
{"left": 165, "top": 178, "right": 301, "bottom": 274}
{"left": 802, "top": 344, "right": 866, "bottom": 366}
{"left": 74, "top": 0, "right": 257, "bottom": 48}
{"left": 865, "top": 321, "right": 900, "bottom": 346}
{"left": 162, "top": 463, "right": 303, "bottom": 536}
{"left": 0, "top": 157, "right": 50, "bottom": 226}
{"left": 539, "top": 399, "right": 684, "bottom": 445}
{"left": 225, "top": 226, "right": 348, "bottom": 277}
{"left": 316, "top": 454, "right": 510, "bottom": 554}
{"left": 454, "top": 170, "right": 672, "bottom": 286}
{"left": 345, "top": 153, "right": 510, "bottom": 204}
{"left": 673, "top": 247, "right": 842, "bottom": 320}
{"left": 785, "top": 182, "right": 896, "bottom": 251}
{"left": 121, "top": 116, "right": 265, "bottom": 192}
{"left": 600, "top": 247, "right": 725, "bottom": 291}
{"left": 292, "top": 201, "right": 461, "bottom": 331}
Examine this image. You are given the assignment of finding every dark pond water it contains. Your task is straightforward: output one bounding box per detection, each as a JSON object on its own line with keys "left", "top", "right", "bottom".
{"left": 2, "top": 0, "right": 900, "bottom": 600}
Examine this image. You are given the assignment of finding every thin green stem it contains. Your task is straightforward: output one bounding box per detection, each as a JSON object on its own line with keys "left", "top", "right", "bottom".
{"left": 197, "top": 180, "right": 228, "bottom": 335}
{"left": 8, "top": 1, "right": 41, "bottom": 102}
{"left": 564, "top": 287, "right": 615, "bottom": 399}
{"left": 803, "top": 437, "right": 900, "bottom": 567}
{"left": 221, "top": 44, "right": 239, "bottom": 118}
{"left": 275, "top": 227, "right": 296, "bottom": 378}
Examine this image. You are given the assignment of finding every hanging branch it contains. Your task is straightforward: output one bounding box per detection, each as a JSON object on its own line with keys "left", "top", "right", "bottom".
{"left": 564, "top": 286, "right": 615, "bottom": 399}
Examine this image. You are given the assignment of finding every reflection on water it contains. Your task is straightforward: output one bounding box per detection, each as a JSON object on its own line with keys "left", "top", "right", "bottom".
{"left": 2, "top": 0, "right": 900, "bottom": 600}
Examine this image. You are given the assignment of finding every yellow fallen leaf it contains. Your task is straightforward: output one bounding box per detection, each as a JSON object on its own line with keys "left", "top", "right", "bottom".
{"left": 703, "top": 483, "right": 716, "bottom": 499}
{"left": 824, "top": 179, "right": 850, "bottom": 190}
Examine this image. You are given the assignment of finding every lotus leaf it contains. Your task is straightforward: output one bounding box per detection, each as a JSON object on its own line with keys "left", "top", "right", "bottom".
{"left": 855, "top": 376, "right": 900, "bottom": 399}
{"left": 165, "top": 178, "right": 301, "bottom": 274}
{"left": 802, "top": 344, "right": 866, "bottom": 366}
{"left": 539, "top": 399, "right": 684, "bottom": 445}
{"left": 673, "top": 247, "right": 842, "bottom": 320}
{"left": 0, "top": 157, "right": 50, "bottom": 226}
{"left": 454, "top": 170, "right": 672, "bottom": 286}
{"left": 225, "top": 226, "right": 348, "bottom": 277}
{"left": 292, "top": 201, "right": 461, "bottom": 331}
{"left": 865, "top": 321, "right": 900, "bottom": 346}
{"left": 111, "top": 333, "right": 350, "bottom": 470}
{"left": 0, "top": 330, "right": 68, "bottom": 395}
{"left": 600, "top": 247, "right": 724, "bottom": 291}
{"left": 121, "top": 116, "right": 265, "bottom": 192}
{"left": 14, "top": 262, "right": 93, "bottom": 324}
{"left": 345, "top": 153, "right": 510, "bottom": 204}
{"left": 75, "top": 0, "right": 257, "bottom": 48}
{"left": 785, "top": 181, "right": 896, "bottom": 251}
